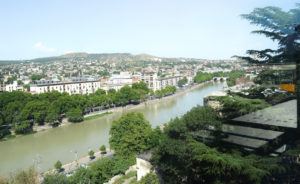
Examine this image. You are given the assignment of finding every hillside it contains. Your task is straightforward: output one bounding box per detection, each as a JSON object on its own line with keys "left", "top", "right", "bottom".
{"left": 0, "top": 52, "right": 235, "bottom": 65}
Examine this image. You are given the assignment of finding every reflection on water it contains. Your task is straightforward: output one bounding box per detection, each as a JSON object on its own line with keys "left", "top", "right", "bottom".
{"left": 0, "top": 82, "right": 224, "bottom": 175}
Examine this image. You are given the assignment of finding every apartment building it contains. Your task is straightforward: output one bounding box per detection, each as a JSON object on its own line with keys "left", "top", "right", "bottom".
{"left": 5, "top": 81, "right": 24, "bottom": 92}
{"left": 141, "top": 72, "right": 182, "bottom": 91}
{"left": 107, "top": 72, "right": 133, "bottom": 85}
{"left": 30, "top": 77, "right": 101, "bottom": 95}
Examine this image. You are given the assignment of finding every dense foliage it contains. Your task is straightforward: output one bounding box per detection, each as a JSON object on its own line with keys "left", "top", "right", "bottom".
{"left": 151, "top": 106, "right": 287, "bottom": 184}
{"left": 194, "top": 71, "right": 244, "bottom": 87}
{"left": 154, "top": 86, "right": 176, "bottom": 98}
{"left": 137, "top": 172, "right": 159, "bottom": 184}
{"left": 42, "top": 173, "right": 69, "bottom": 184}
{"left": 109, "top": 112, "right": 153, "bottom": 155}
{"left": 214, "top": 95, "right": 270, "bottom": 119}
{"left": 177, "top": 77, "right": 188, "bottom": 87}
{"left": 54, "top": 160, "right": 63, "bottom": 172}
{"left": 43, "top": 155, "right": 135, "bottom": 184}
{"left": 66, "top": 108, "right": 83, "bottom": 123}
{"left": 164, "top": 106, "right": 221, "bottom": 141}
{"left": 0, "top": 82, "right": 150, "bottom": 138}
{"left": 239, "top": 4, "right": 300, "bottom": 145}
{"left": 237, "top": 4, "right": 300, "bottom": 64}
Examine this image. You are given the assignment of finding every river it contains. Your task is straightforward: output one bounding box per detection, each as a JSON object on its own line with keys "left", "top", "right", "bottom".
{"left": 0, "top": 82, "right": 225, "bottom": 176}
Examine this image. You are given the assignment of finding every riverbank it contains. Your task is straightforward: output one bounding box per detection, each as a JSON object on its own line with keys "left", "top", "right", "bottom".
{"left": 37, "top": 81, "right": 216, "bottom": 179}
{"left": 83, "top": 81, "right": 213, "bottom": 117}
{"left": 43, "top": 150, "right": 114, "bottom": 176}
{"left": 0, "top": 81, "right": 212, "bottom": 141}
{"left": 4, "top": 82, "right": 212, "bottom": 141}
{"left": 0, "top": 81, "right": 225, "bottom": 176}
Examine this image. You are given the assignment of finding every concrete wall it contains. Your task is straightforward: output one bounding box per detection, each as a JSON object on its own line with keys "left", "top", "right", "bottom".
{"left": 136, "top": 158, "right": 152, "bottom": 181}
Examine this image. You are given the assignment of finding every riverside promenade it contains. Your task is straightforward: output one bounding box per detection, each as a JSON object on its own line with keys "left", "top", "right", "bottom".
{"left": 43, "top": 150, "right": 114, "bottom": 176}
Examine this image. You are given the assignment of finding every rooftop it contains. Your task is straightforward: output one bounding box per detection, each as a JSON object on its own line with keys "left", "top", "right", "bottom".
{"left": 233, "top": 100, "right": 297, "bottom": 129}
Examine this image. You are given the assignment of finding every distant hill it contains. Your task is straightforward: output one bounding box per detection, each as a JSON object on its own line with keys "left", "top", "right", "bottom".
{"left": 0, "top": 53, "right": 165, "bottom": 64}
{"left": 0, "top": 52, "right": 233, "bottom": 65}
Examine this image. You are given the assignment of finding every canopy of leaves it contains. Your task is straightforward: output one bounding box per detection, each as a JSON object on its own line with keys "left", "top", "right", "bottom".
{"left": 177, "top": 77, "right": 188, "bottom": 87}
{"left": 137, "top": 172, "right": 159, "bottom": 184}
{"left": 164, "top": 106, "right": 221, "bottom": 140}
{"left": 151, "top": 106, "right": 285, "bottom": 184}
{"left": 0, "top": 82, "right": 152, "bottom": 137}
{"left": 194, "top": 71, "right": 244, "bottom": 87}
{"left": 152, "top": 137, "right": 269, "bottom": 184}
{"left": 154, "top": 86, "right": 176, "bottom": 98}
{"left": 67, "top": 155, "right": 135, "bottom": 184}
{"left": 237, "top": 4, "right": 300, "bottom": 63}
{"left": 43, "top": 173, "right": 69, "bottom": 184}
{"left": 109, "top": 112, "right": 153, "bottom": 155}
{"left": 66, "top": 108, "right": 83, "bottom": 123}
{"left": 214, "top": 95, "right": 270, "bottom": 119}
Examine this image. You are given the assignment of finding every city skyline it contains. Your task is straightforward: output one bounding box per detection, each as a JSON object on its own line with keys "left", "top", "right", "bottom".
{"left": 0, "top": 0, "right": 298, "bottom": 60}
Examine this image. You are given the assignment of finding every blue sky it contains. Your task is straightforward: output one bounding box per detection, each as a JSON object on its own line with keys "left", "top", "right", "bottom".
{"left": 0, "top": 0, "right": 298, "bottom": 60}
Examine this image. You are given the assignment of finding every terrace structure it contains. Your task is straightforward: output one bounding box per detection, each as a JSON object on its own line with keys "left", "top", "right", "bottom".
{"left": 225, "top": 100, "right": 297, "bottom": 155}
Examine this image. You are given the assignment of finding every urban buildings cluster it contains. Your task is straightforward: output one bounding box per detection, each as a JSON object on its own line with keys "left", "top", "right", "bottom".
{"left": 0, "top": 53, "right": 247, "bottom": 94}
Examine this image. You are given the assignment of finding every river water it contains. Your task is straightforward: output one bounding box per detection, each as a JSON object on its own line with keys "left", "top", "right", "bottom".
{"left": 0, "top": 82, "right": 225, "bottom": 176}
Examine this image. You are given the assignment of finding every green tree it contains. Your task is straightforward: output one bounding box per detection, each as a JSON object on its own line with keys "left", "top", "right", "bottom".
{"left": 42, "top": 173, "right": 69, "bottom": 184}
{"left": 132, "top": 81, "right": 149, "bottom": 93}
{"left": 88, "top": 150, "right": 95, "bottom": 160}
{"left": 177, "top": 77, "right": 188, "bottom": 87}
{"left": 152, "top": 137, "right": 268, "bottom": 184}
{"left": 5, "top": 76, "right": 17, "bottom": 84}
{"left": 45, "top": 106, "right": 60, "bottom": 126}
{"left": 237, "top": 5, "right": 300, "bottom": 64}
{"left": 68, "top": 167, "right": 94, "bottom": 184}
{"left": 238, "top": 4, "right": 300, "bottom": 132}
{"left": 95, "top": 89, "right": 106, "bottom": 96}
{"left": 3, "top": 101, "right": 23, "bottom": 125}
{"left": 98, "top": 70, "right": 110, "bottom": 77}
{"left": 66, "top": 108, "right": 83, "bottom": 123}
{"left": 100, "top": 145, "right": 106, "bottom": 154}
{"left": 20, "top": 100, "right": 50, "bottom": 125}
{"left": 31, "top": 74, "right": 44, "bottom": 81}
{"left": 14, "top": 120, "right": 32, "bottom": 134}
{"left": 109, "top": 112, "right": 153, "bottom": 155}
{"left": 138, "top": 172, "right": 159, "bottom": 184}
{"left": 54, "top": 160, "right": 63, "bottom": 172}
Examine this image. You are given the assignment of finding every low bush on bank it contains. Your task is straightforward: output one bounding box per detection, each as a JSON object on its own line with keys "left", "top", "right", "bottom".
{"left": 0, "top": 167, "right": 39, "bottom": 184}
{"left": 214, "top": 95, "right": 270, "bottom": 119}
{"left": 43, "top": 155, "right": 135, "bottom": 184}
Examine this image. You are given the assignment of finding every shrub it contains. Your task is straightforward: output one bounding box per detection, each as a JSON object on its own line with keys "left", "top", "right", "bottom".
{"left": 14, "top": 120, "right": 32, "bottom": 134}
{"left": 66, "top": 108, "right": 83, "bottom": 123}
{"left": 88, "top": 150, "right": 95, "bottom": 160}
{"left": 54, "top": 160, "right": 63, "bottom": 172}
{"left": 100, "top": 145, "right": 106, "bottom": 154}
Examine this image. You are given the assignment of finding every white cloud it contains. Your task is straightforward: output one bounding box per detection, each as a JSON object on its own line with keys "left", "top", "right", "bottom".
{"left": 34, "top": 42, "right": 56, "bottom": 52}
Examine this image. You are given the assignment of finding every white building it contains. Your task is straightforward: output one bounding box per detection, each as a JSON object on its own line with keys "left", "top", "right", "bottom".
{"left": 30, "top": 78, "right": 101, "bottom": 95}
{"left": 141, "top": 72, "right": 182, "bottom": 91}
{"left": 108, "top": 72, "right": 132, "bottom": 85}
{"left": 99, "top": 72, "right": 133, "bottom": 92}
{"left": 101, "top": 83, "right": 129, "bottom": 92}
{"left": 5, "top": 81, "right": 24, "bottom": 92}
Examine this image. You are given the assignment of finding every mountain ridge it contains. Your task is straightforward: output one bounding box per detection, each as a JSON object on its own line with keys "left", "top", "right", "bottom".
{"left": 0, "top": 52, "right": 234, "bottom": 64}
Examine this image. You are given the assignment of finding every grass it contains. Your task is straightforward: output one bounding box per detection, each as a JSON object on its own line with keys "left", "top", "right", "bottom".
{"left": 84, "top": 111, "right": 112, "bottom": 121}
{"left": 113, "top": 171, "right": 137, "bottom": 184}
